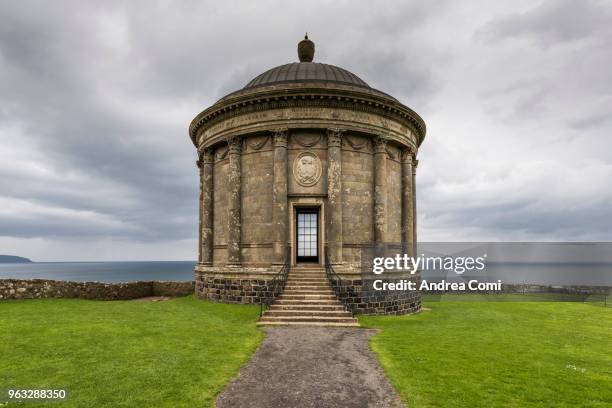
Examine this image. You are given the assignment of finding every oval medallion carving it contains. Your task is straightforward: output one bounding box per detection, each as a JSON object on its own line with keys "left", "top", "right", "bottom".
{"left": 293, "top": 152, "right": 322, "bottom": 187}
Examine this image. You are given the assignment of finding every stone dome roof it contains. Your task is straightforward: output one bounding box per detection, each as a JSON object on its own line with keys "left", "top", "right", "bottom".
{"left": 190, "top": 35, "right": 426, "bottom": 147}
{"left": 242, "top": 34, "right": 369, "bottom": 91}
{"left": 243, "top": 62, "right": 370, "bottom": 90}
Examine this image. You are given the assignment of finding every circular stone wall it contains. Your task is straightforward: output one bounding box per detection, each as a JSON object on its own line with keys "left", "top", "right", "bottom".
{"left": 189, "top": 56, "right": 425, "bottom": 315}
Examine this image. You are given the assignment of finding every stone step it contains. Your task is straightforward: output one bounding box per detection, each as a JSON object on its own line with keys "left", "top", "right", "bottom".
{"left": 256, "top": 321, "right": 360, "bottom": 327}
{"left": 274, "top": 299, "right": 342, "bottom": 306}
{"left": 282, "top": 289, "right": 334, "bottom": 295}
{"left": 284, "top": 285, "right": 331, "bottom": 291}
{"left": 270, "top": 304, "right": 347, "bottom": 311}
{"left": 286, "top": 277, "right": 328, "bottom": 282}
{"left": 279, "top": 294, "right": 337, "bottom": 300}
{"left": 285, "top": 282, "right": 329, "bottom": 287}
{"left": 274, "top": 301, "right": 342, "bottom": 307}
{"left": 259, "top": 315, "right": 358, "bottom": 324}
{"left": 288, "top": 275, "right": 326, "bottom": 278}
{"left": 264, "top": 310, "right": 352, "bottom": 317}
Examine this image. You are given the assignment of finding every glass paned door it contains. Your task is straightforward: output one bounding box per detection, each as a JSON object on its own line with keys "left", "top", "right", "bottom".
{"left": 296, "top": 209, "right": 319, "bottom": 263}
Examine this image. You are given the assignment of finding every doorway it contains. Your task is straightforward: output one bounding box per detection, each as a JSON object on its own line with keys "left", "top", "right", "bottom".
{"left": 295, "top": 208, "right": 319, "bottom": 263}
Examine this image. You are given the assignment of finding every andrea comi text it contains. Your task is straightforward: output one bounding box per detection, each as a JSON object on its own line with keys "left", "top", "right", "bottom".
{"left": 371, "top": 253, "right": 502, "bottom": 292}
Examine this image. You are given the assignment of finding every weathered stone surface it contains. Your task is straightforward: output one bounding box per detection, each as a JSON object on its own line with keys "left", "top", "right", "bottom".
{"left": 227, "top": 136, "right": 242, "bottom": 265}
{"left": 373, "top": 136, "right": 388, "bottom": 246}
{"left": 401, "top": 149, "right": 414, "bottom": 256}
{"left": 327, "top": 128, "right": 344, "bottom": 263}
{"left": 198, "top": 148, "right": 214, "bottom": 265}
{"left": 272, "top": 129, "right": 288, "bottom": 263}
{"left": 0, "top": 279, "right": 194, "bottom": 300}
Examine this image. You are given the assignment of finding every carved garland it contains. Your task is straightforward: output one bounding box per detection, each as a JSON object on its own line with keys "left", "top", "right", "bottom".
{"left": 215, "top": 147, "right": 229, "bottom": 161}
{"left": 344, "top": 135, "right": 368, "bottom": 150}
{"left": 293, "top": 133, "right": 322, "bottom": 147}
{"left": 246, "top": 135, "right": 270, "bottom": 151}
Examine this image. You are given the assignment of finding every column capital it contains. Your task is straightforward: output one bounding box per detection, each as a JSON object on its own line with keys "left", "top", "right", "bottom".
{"left": 373, "top": 135, "right": 388, "bottom": 154}
{"left": 271, "top": 128, "right": 288, "bottom": 148}
{"left": 412, "top": 159, "right": 419, "bottom": 174}
{"left": 197, "top": 148, "right": 214, "bottom": 168}
{"left": 401, "top": 147, "right": 414, "bottom": 163}
{"left": 227, "top": 136, "right": 242, "bottom": 155}
{"left": 327, "top": 128, "right": 345, "bottom": 148}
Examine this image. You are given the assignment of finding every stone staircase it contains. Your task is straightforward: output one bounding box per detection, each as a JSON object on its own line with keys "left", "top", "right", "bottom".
{"left": 258, "top": 265, "right": 359, "bottom": 327}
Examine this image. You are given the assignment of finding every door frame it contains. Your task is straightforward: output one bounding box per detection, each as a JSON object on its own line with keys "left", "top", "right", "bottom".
{"left": 288, "top": 198, "right": 325, "bottom": 266}
{"left": 295, "top": 207, "right": 320, "bottom": 264}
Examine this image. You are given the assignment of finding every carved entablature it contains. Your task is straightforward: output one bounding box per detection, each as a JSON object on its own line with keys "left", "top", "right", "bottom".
{"left": 197, "top": 106, "right": 417, "bottom": 152}
{"left": 190, "top": 84, "right": 425, "bottom": 152}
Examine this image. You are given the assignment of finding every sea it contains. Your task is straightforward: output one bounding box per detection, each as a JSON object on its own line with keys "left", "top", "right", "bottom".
{"left": 0, "top": 261, "right": 196, "bottom": 283}
{"left": 0, "top": 260, "right": 610, "bottom": 286}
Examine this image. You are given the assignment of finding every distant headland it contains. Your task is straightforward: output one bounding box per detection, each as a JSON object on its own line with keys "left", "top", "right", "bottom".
{"left": 0, "top": 255, "right": 33, "bottom": 263}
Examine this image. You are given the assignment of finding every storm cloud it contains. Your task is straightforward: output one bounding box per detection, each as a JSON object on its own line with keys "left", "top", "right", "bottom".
{"left": 1, "top": 0, "right": 611, "bottom": 260}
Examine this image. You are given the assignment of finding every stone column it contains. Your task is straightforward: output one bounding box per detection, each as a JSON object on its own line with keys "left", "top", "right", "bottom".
{"left": 272, "top": 128, "right": 288, "bottom": 263}
{"left": 412, "top": 157, "right": 418, "bottom": 256}
{"left": 227, "top": 136, "right": 242, "bottom": 265}
{"left": 373, "top": 136, "right": 388, "bottom": 247}
{"left": 401, "top": 148, "right": 414, "bottom": 256}
{"left": 198, "top": 148, "right": 214, "bottom": 265}
{"left": 327, "top": 128, "right": 344, "bottom": 263}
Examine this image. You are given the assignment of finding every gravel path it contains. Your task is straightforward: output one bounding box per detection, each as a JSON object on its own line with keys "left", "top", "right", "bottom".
{"left": 215, "top": 327, "right": 405, "bottom": 408}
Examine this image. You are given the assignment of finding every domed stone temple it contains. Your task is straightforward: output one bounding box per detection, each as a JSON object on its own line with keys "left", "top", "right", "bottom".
{"left": 189, "top": 36, "right": 426, "bottom": 318}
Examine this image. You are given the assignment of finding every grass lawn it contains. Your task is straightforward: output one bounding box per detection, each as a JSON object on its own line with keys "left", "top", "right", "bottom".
{"left": 0, "top": 296, "right": 263, "bottom": 407}
{"left": 360, "top": 301, "right": 612, "bottom": 408}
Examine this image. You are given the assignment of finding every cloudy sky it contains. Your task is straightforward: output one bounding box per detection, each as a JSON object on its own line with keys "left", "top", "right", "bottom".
{"left": 1, "top": 0, "right": 611, "bottom": 261}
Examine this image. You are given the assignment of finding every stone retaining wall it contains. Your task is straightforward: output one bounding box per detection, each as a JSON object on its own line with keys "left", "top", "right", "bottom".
{"left": 195, "top": 274, "right": 279, "bottom": 304}
{"left": 331, "top": 278, "right": 421, "bottom": 315}
{"left": 0, "top": 279, "right": 194, "bottom": 300}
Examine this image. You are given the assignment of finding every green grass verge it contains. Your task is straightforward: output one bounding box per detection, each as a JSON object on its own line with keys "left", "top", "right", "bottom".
{"left": 0, "top": 296, "right": 263, "bottom": 407}
{"left": 360, "top": 301, "right": 612, "bottom": 408}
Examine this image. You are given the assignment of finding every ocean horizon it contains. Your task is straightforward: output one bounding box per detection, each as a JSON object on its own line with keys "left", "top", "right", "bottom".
{"left": 0, "top": 261, "right": 196, "bottom": 283}
{"left": 0, "top": 260, "right": 610, "bottom": 286}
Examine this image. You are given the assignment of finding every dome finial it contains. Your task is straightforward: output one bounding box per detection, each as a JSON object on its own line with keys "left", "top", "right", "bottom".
{"left": 298, "top": 34, "right": 315, "bottom": 62}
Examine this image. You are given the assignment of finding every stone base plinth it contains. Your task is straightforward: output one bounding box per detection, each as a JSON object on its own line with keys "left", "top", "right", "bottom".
{"left": 330, "top": 276, "right": 421, "bottom": 315}
{"left": 195, "top": 265, "right": 283, "bottom": 304}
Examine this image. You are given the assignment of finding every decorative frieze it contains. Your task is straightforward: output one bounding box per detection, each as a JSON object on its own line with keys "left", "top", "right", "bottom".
{"left": 189, "top": 89, "right": 426, "bottom": 147}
